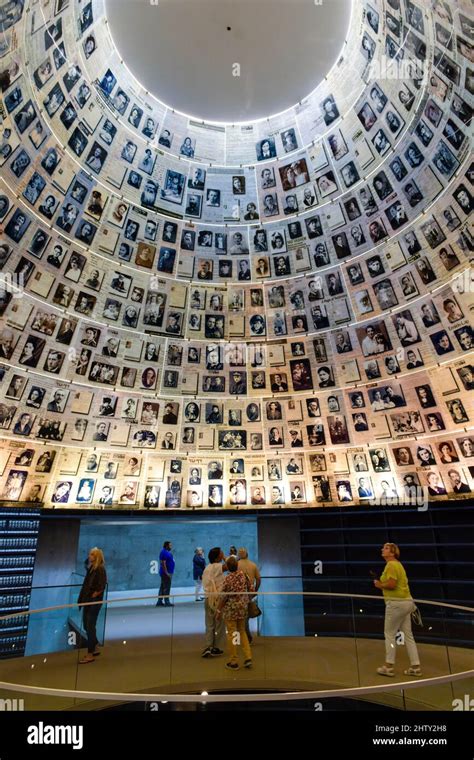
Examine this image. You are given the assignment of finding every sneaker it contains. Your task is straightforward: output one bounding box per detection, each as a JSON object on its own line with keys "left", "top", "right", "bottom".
{"left": 210, "top": 648, "right": 223, "bottom": 656}
{"left": 244, "top": 659, "right": 253, "bottom": 669}
{"left": 225, "top": 662, "right": 239, "bottom": 670}
{"left": 404, "top": 667, "right": 422, "bottom": 677}
{"left": 201, "top": 647, "right": 212, "bottom": 658}
{"left": 377, "top": 665, "right": 395, "bottom": 677}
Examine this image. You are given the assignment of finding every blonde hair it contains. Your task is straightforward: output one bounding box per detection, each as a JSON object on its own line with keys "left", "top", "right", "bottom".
{"left": 89, "top": 547, "right": 105, "bottom": 570}
{"left": 226, "top": 555, "right": 238, "bottom": 572}
{"left": 385, "top": 543, "right": 400, "bottom": 559}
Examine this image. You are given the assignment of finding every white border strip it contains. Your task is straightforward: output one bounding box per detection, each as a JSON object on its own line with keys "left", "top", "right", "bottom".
{"left": 0, "top": 670, "right": 472, "bottom": 703}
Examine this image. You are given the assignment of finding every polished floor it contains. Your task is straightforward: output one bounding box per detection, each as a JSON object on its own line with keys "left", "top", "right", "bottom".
{"left": 0, "top": 602, "right": 472, "bottom": 711}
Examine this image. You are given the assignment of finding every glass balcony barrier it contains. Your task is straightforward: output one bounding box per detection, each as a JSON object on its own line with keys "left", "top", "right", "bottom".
{"left": 0, "top": 588, "right": 472, "bottom": 711}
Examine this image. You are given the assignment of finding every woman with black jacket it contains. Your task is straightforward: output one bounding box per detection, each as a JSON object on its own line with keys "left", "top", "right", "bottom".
{"left": 78, "top": 547, "right": 107, "bottom": 664}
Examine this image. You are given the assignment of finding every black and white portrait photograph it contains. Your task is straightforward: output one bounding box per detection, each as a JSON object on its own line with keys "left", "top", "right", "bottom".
{"left": 44, "top": 82, "right": 65, "bottom": 117}
{"left": 5, "top": 208, "right": 30, "bottom": 242}
{"left": 256, "top": 137, "right": 277, "bottom": 161}
{"left": 185, "top": 193, "right": 202, "bottom": 218}
{"left": 85, "top": 142, "right": 108, "bottom": 174}
{"left": 281, "top": 128, "right": 298, "bottom": 153}
{"left": 10, "top": 148, "right": 30, "bottom": 178}
{"left": 160, "top": 170, "right": 185, "bottom": 205}
{"left": 320, "top": 94, "right": 339, "bottom": 125}
{"left": 14, "top": 100, "right": 37, "bottom": 134}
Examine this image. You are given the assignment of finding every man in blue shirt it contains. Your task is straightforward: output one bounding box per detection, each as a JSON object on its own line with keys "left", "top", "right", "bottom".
{"left": 156, "top": 541, "right": 175, "bottom": 607}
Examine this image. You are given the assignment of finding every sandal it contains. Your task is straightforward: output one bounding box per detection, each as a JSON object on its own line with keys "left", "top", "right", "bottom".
{"left": 377, "top": 665, "right": 395, "bottom": 677}
{"left": 404, "top": 666, "right": 422, "bottom": 676}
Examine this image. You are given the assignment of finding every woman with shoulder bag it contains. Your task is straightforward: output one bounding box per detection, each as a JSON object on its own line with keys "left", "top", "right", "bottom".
{"left": 374, "top": 542, "right": 422, "bottom": 677}
{"left": 216, "top": 556, "right": 252, "bottom": 670}
{"left": 78, "top": 547, "right": 107, "bottom": 664}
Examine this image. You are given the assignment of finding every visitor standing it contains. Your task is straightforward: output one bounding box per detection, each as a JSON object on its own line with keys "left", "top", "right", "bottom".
{"left": 193, "top": 547, "right": 206, "bottom": 601}
{"left": 237, "top": 547, "right": 261, "bottom": 644}
{"left": 156, "top": 540, "right": 175, "bottom": 607}
{"left": 374, "top": 542, "right": 422, "bottom": 677}
{"left": 78, "top": 547, "right": 107, "bottom": 664}
{"left": 216, "top": 556, "right": 252, "bottom": 670}
{"left": 201, "top": 547, "right": 227, "bottom": 658}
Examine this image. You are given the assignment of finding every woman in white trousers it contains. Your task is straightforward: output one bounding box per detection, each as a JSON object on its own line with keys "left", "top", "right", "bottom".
{"left": 374, "top": 542, "right": 422, "bottom": 677}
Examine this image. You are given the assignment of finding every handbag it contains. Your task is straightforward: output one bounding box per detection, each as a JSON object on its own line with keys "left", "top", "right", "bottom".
{"left": 411, "top": 605, "right": 423, "bottom": 627}
{"left": 244, "top": 572, "right": 262, "bottom": 618}
{"left": 248, "top": 599, "right": 262, "bottom": 618}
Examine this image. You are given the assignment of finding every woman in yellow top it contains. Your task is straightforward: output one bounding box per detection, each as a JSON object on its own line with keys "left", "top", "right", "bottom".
{"left": 373, "top": 543, "right": 422, "bottom": 677}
